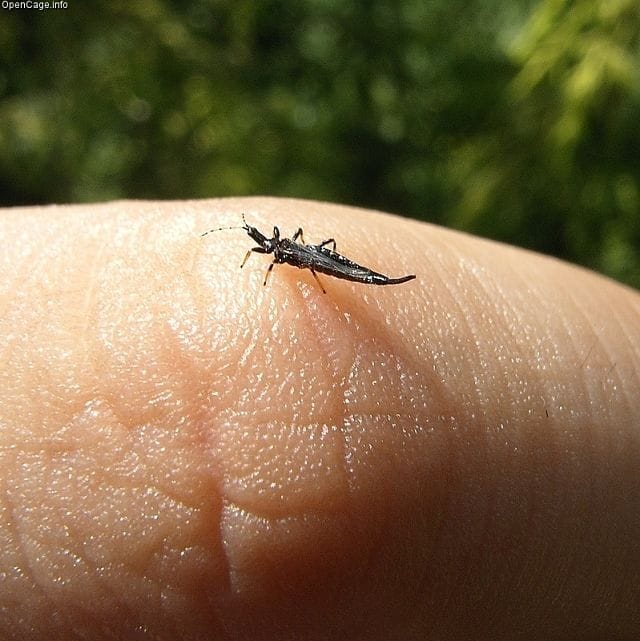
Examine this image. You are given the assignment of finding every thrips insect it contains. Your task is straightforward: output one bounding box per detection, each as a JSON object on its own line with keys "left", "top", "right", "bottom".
{"left": 201, "top": 214, "right": 416, "bottom": 294}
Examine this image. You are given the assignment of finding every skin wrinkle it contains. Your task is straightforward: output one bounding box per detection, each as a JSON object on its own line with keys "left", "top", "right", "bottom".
{"left": 225, "top": 200, "right": 636, "bottom": 636}
{"left": 420, "top": 244, "right": 624, "bottom": 636}
{"left": 468, "top": 248, "right": 560, "bottom": 409}
{"left": 79, "top": 237, "right": 107, "bottom": 353}
{"left": 559, "top": 284, "right": 609, "bottom": 422}
{"left": 338, "top": 321, "right": 457, "bottom": 635}
{"left": 198, "top": 260, "right": 347, "bottom": 610}
{"left": 19, "top": 216, "right": 219, "bottom": 637}
{"left": 390, "top": 257, "right": 480, "bottom": 634}
{"left": 576, "top": 283, "right": 638, "bottom": 428}
{"left": 604, "top": 299, "right": 640, "bottom": 414}
{"left": 31, "top": 214, "right": 222, "bottom": 636}
{"left": 549, "top": 282, "right": 599, "bottom": 543}
{"left": 7, "top": 484, "right": 91, "bottom": 639}
{"left": 524, "top": 265, "right": 599, "bottom": 422}
{"left": 211, "top": 239, "right": 456, "bottom": 636}
{"left": 1, "top": 473, "right": 51, "bottom": 628}
{"left": 436, "top": 255, "right": 497, "bottom": 557}
{"left": 430, "top": 253, "right": 486, "bottom": 401}
{"left": 63, "top": 555, "right": 136, "bottom": 641}
{"left": 84, "top": 519, "right": 186, "bottom": 639}
{"left": 94, "top": 247, "right": 201, "bottom": 432}
{"left": 482, "top": 256, "right": 560, "bottom": 420}
{"left": 569, "top": 310, "right": 613, "bottom": 580}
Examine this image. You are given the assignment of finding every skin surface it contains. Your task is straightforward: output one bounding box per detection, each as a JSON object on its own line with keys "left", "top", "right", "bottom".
{"left": 0, "top": 197, "right": 639, "bottom": 641}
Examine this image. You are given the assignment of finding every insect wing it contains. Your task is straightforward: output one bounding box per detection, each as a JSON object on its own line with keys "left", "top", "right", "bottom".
{"left": 314, "top": 245, "right": 366, "bottom": 270}
{"left": 297, "top": 244, "right": 384, "bottom": 280}
{"left": 309, "top": 245, "right": 415, "bottom": 284}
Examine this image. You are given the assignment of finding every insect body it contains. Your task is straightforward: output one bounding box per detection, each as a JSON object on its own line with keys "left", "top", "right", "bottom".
{"left": 201, "top": 214, "right": 416, "bottom": 293}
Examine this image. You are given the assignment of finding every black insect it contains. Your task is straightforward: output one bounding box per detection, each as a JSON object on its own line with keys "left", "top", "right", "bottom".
{"left": 201, "top": 214, "right": 416, "bottom": 293}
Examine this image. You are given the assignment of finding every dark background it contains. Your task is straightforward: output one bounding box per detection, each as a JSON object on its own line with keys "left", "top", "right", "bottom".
{"left": 1, "top": 0, "right": 639, "bottom": 287}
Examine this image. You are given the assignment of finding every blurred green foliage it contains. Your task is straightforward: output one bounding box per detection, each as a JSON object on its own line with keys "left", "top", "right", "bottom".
{"left": 1, "top": 0, "right": 639, "bottom": 286}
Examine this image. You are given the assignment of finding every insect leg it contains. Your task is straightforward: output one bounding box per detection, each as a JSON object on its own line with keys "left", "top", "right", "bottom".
{"left": 263, "top": 262, "right": 275, "bottom": 287}
{"left": 291, "top": 227, "right": 305, "bottom": 243}
{"left": 310, "top": 269, "right": 327, "bottom": 294}
{"left": 317, "top": 238, "right": 337, "bottom": 251}
{"left": 241, "top": 247, "right": 266, "bottom": 268}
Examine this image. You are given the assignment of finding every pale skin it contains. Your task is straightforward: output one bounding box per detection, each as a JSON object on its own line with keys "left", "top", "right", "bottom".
{"left": 1, "top": 198, "right": 639, "bottom": 641}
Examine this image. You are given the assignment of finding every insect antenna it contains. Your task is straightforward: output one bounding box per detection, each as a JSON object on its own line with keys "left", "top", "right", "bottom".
{"left": 200, "top": 213, "right": 249, "bottom": 237}
{"left": 200, "top": 226, "right": 242, "bottom": 237}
